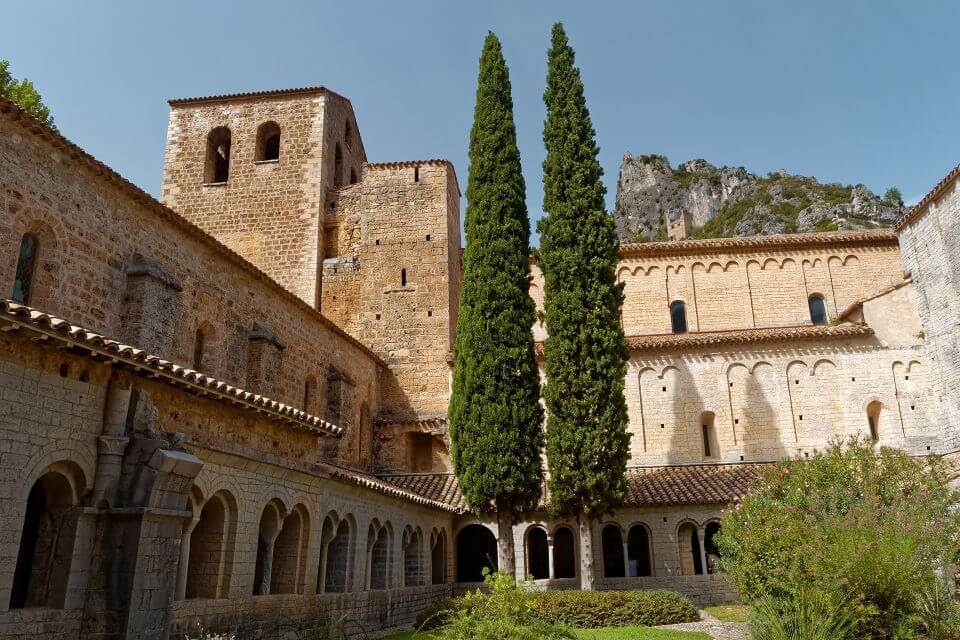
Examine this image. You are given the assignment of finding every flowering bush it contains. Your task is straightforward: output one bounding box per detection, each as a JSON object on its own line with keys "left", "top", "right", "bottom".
{"left": 717, "top": 438, "right": 960, "bottom": 638}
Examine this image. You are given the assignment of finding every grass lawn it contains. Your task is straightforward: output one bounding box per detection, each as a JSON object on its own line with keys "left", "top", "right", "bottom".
{"left": 380, "top": 628, "right": 709, "bottom": 640}
{"left": 703, "top": 604, "right": 750, "bottom": 623}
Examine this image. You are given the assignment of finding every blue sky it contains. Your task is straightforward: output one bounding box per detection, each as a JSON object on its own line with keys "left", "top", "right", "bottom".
{"left": 3, "top": 1, "right": 958, "bottom": 235}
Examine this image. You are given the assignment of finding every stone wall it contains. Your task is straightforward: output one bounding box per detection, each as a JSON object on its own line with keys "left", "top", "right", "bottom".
{"left": 896, "top": 172, "right": 960, "bottom": 449}
{"left": 160, "top": 89, "right": 365, "bottom": 305}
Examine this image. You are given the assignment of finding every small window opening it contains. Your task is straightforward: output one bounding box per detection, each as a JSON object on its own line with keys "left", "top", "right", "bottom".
{"left": 255, "top": 121, "right": 281, "bottom": 162}
{"left": 79, "top": 370, "right": 89, "bottom": 383}
{"left": 204, "top": 127, "right": 231, "bottom": 183}
{"left": 670, "top": 300, "right": 687, "bottom": 334}
{"left": 192, "top": 329, "right": 205, "bottom": 370}
{"left": 425, "top": 234, "right": 431, "bottom": 241}
{"left": 59, "top": 363, "right": 69, "bottom": 378}
{"left": 867, "top": 401, "right": 882, "bottom": 442}
{"left": 12, "top": 234, "right": 38, "bottom": 304}
{"left": 401, "top": 269, "right": 407, "bottom": 287}
{"left": 700, "top": 411, "right": 718, "bottom": 459}
{"left": 414, "top": 166, "right": 420, "bottom": 183}
{"left": 349, "top": 168, "right": 358, "bottom": 184}
{"left": 344, "top": 121, "right": 353, "bottom": 149}
{"left": 808, "top": 294, "right": 827, "bottom": 326}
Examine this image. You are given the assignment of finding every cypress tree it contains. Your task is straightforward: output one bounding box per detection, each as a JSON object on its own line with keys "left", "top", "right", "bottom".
{"left": 538, "top": 22, "right": 630, "bottom": 589}
{"left": 449, "top": 32, "right": 544, "bottom": 578}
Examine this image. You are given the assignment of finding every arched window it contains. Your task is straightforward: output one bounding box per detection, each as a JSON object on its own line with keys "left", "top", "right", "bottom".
{"left": 526, "top": 527, "right": 549, "bottom": 580}
{"left": 700, "top": 411, "right": 718, "bottom": 460}
{"left": 271, "top": 505, "right": 308, "bottom": 594}
{"left": 670, "top": 300, "right": 688, "bottom": 334}
{"left": 403, "top": 527, "right": 423, "bottom": 586}
{"left": 867, "top": 400, "right": 882, "bottom": 442}
{"left": 367, "top": 521, "right": 392, "bottom": 590}
{"left": 326, "top": 367, "right": 344, "bottom": 424}
{"left": 455, "top": 524, "right": 497, "bottom": 582}
{"left": 344, "top": 121, "right": 353, "bottom": 149}
{"left": 431, "top": 529, "right": 447, "bottom": 585}
{"left": 252, "top": 502, "right": 281, "bottom": 595}
{"left": 204, "top": 127, "right": 231, "bottom": 183}
{"left": 11, "top": 469, "right": 80, "bottom": 609}
{"left": 350, "top": 168, "right": 358, "bottom": 184}
{"left": 704, "top": 522, "right": 722, "bottom": 575}
{"left": 553, "top": 527, "right": 576, "bottom": 579}
{"left": 185, "top": 492, "right": 236, "bottom": 599}
{"left": 318, "top": 514, "right": 352, "bottom": 593}
{"left": 808, "top": 294, "right": 828, "bottom": 326}
{"left": 677, "top": 523, "right": 703, "bottom": 576}
{"left": 11, "top": 234, "right": 38, "bottom": 304}
{"left": 192, "top": 328, "right": 206, "bottom": 370}
{"left": 627, "top": 525, "right": 652, "bottom": 577}
{"left": 601, "top": 524, "right": 625, "bottom": 578}
{"left": 334, "top": 144, "right": 344, "bottom": 188}
{"left": 255, "top": 121, "right": 281, "bottom": 162}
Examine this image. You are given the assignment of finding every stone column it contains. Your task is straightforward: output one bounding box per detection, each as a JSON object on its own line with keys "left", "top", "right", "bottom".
{"left": 547, "top": 533, "right": 555, "bottom": 580}
{"left": 623, "top": 541, "right": 631, "bottom": 577}
{"left": 698, "top": 528, "right": 709, "bottom": 576}
{"left": 175, "top": 514, "right": 200, "bottom": 600}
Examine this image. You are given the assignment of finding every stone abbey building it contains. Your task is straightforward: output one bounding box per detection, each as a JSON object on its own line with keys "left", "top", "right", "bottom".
{"left": 0, "top": 85, "right": 958, "bottom": 639}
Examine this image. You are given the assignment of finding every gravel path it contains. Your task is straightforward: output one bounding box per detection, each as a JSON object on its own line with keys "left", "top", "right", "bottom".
{"left": 657, "top": 610, "right": 750, "bottom": 640}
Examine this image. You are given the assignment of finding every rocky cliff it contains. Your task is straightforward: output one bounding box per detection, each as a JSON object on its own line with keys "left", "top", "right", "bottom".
{"left": 613, "top": 154, "right": 903, "bottom": 242}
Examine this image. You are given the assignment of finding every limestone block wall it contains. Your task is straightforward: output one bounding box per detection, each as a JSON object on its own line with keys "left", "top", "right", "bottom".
{"left": 529, "top": 233, "right": 905, "bottom": 337}
{"left": 160, "top": 89, "right": 365, "bottom": 305}
{"left": 624, "top": 336, "right": 939, "bottom": 466}
{"left": 897, "top": 172, "right": 960, "bottom": 448}
{"left": 0, "top": 108, "right": 381, "bottom": 450}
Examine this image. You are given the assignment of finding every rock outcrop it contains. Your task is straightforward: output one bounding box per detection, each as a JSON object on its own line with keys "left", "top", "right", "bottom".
{"left": 613, "top": 154, "right": 903, "bottom": 242}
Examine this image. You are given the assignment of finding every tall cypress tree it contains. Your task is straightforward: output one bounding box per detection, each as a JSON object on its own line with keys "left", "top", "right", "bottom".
{"left": 449, "top": 32, "right": 544, "bottom": 578}
{"left": 538, "top": 22, "right": 630, "bottom": 590}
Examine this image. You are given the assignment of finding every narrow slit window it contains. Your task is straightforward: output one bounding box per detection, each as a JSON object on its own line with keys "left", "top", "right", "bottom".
{"left": 12, "top": 234, "right": 38, "bottom": 304}
{"left": 192, "top": 329, "right": 205, "bottom": 370}
{"left": 414, "top": 166, "right": 420, "bottom": 183}
{"left": 401, "top": 269, "right": 407, "bottom": 287}
{"left": 670, "top": 300, "right": 687, "bottom": 334}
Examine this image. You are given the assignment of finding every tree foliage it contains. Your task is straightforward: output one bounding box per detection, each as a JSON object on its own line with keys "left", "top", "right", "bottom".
{"left": 0, "top": 60, "right": 53, "bottom": 126}
{"left": 884, "top": 186, "right": 904, "bottom": 207}
{"left": 538, "top": 22, "right": 630, "bottom": 520}
{"left": 449, "top": 32, "right": 543, "bottom": 516}
{"left": 718, "top": 439, "right": 960, "bottom": 638}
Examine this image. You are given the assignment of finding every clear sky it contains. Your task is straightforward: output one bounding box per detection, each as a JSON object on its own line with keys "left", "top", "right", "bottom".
{"left": 3, "top": 1, "right": 959, "bottom": 237}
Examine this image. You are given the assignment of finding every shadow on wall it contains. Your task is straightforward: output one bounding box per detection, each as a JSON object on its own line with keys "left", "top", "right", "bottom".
{"left": 737, "top": 363, "right": 788, "bottom": 462}
{"left": 667, "top": 360, "right": 707, "bottom": 465}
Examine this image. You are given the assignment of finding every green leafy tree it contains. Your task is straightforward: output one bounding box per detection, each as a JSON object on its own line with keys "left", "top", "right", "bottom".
{"left": 449, "top": 32, "right": 544, "bottom": 577}
{"left": 718, "top": 439, "right": 960, "bottom": 638}
{"left": 883, "top": 186, "right": 904, "bottom": 207}
{"left": 538, "top": 22, "right": 630, "bottom": 589}
{"left": 0, "top": 60, "right": 53, "bottom": 126}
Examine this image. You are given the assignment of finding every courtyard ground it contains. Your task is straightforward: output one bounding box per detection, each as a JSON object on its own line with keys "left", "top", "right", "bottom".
{"left": 380, "top": 629, "right": 711, "bottom": 639}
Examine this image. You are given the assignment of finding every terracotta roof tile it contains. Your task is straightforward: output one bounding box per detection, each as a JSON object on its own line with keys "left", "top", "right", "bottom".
{"left": 894, "top": 164, "right": 960, "bottom": 230}
{"left": 0, "top": 299, "right": 342, "bottom": 438}
{"left": 379, "top": 463, "right": 768, "bottom": 512}
{"left": 619, "top": 229, "right": 897, "bottom": 258}
{"left": 0, "top": 96, "right": 384, "bottom": 368}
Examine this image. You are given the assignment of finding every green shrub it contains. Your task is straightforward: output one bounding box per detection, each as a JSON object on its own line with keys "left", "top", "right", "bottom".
{"left": 748, "top": 587, "right": 864, "bottom": 640}
{"left": 718, "top": 439, "right": 960, "bottom": 639}
{"left": 529, "top": 589, "right": 698, "bottom": 628}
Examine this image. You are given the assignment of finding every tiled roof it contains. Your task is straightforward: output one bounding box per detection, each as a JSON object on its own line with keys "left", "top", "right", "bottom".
{"left": 378, "top": 463, "right": 768, "bottom": 512}
{"left": 168, "top": 85, "right": 346, "bottom": 106}
{"left": 894, "top": 164, "right": 960, "bottom": 231}
{"left": 318, "top": 464, "right": 462, "bottom": 512}
{"left": 619, "top": 229, "right": 897, "bottom": 258}
{"left": 0, "top": 299, "right": 342, "bottom": 438}
{"left": 623, "top": 463, "right": 767, "bottom": 506}
{"left": 534, "top": 323, "right": 874, "bottom": 357}
{"left": 377, "top": 473, "right": 469, "bottom": 512}
{"left": 0, "top": 96, "right": 384, "bottom": 368}
{"left": 837, "top": 278, "right": 913, "bottom": 320}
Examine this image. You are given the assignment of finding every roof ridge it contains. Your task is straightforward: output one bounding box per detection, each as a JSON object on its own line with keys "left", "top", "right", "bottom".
{"left": 894, "top": 163, "right": 960, "bottom": 230}
{"left": 0, "top": 95, "right": 384, "bottom": 368}
{"left": 619, "top": 229, "right": 898, "bottom": 257}
{"left": 168, "top": 85, "right": 350, "bottom": 106}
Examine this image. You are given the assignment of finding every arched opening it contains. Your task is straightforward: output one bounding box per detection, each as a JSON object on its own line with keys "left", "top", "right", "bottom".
{"left": 677, "top": 523, "right": 703, "bottom": 576}
{"left": 204, "top": 127, "right": 231, "bottom": 183}
{"left": 271, "top": 506, "right": 308, "bottom": 594}
{"left": 700, "top": 411, "right": 719, "bottom": 460}
{"left": 670, "top": 300, "right": 688, "bottom": 334}
{"left": 431, "top": 530, "right": 446, "bottom": 585}
{"left": 601, "top": 524, "right": 625, "bottom": 578}
{"left": 627, "top": 525, "right": 652, "bottom": 577}
{"left": 408, "top": 432, "right": 435, "bottom": 472}
{"left": 327, "top": 367, "right": 344, "bottom": 424}
{"left": 867, "top": 400, "right": 882, "bottom": 442}
{"left": 318, "top": 515, "right": 351, "bottom": 593}
{"left": 526, "top": 527, "right": 549, "bottom": 580}
{"left": 350, "top": 168, "right": 358, "bottom": 184}
{"left": 367, "top": 521, "right": 391, "bottom": 590}
{"left": 553, "top": 527, "right": 576, "bottom": 579}
{"left": 403, "top": 527, "right": 423, "bottom": 586}
{"left": 704, "top": 522, "right": 722, "bottom": 575}
{"left": 185, "top": 493, "right": 235, "bottom": 599}
{"left": 10, "top": 470, "right": 80, "bottom": 609}
{"left": 255, "top": 121, "right": 281, "bottom": 161}
{"left": 11, "top": 234, "right": 38, "bottom": 304}
{"left": 334, "top": 144, "right": 344, "bottom": 188}
{"left": 808, "top": 294, "right": 828, "bottom": 326}
{"left": 303, "top": 375, "right": 317, "bottom": 414}
{"left": 455, "top": 524, "right": 497, "bottom": 582}
{"left": 252, "top": 503, "right": 281, "bottom": 595}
